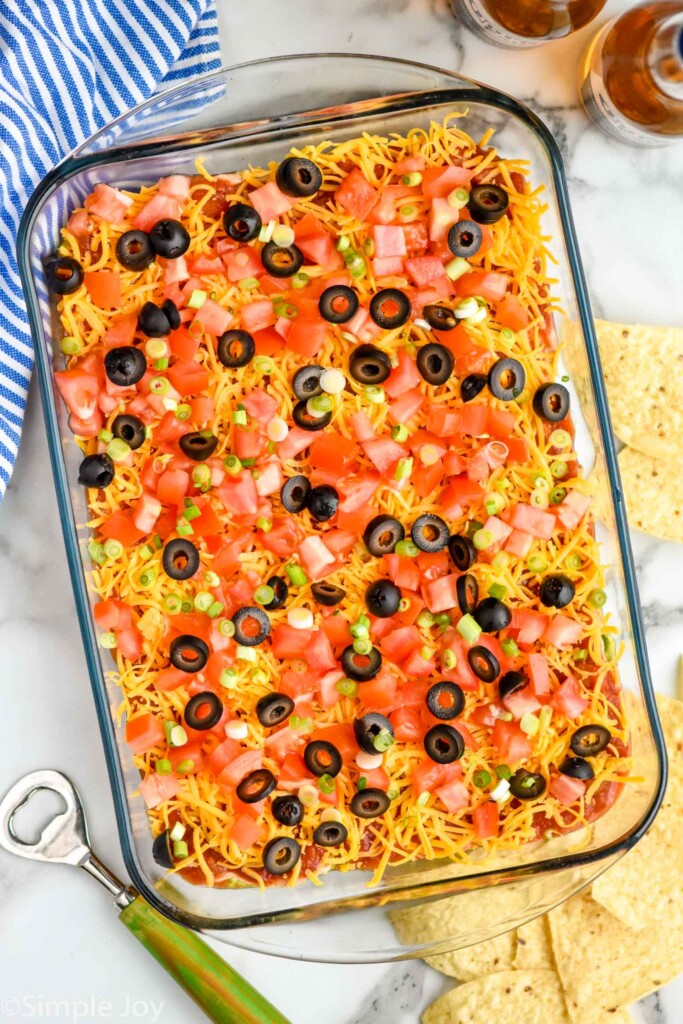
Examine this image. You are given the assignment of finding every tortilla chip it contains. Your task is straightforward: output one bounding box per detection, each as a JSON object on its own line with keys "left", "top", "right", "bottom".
{"left": 617, "top": 447, "right": 683, "bottom": 544}
{"left": 425, "top": 929, "right": 516, "bottom": 982}
{"left": 548, "top": 891, "right": 683, "bottom": 1024}
{"left": 593, "top": 319, "right": 683, "bottom": 460}
{"left": 513, "top": 916, "right": 554, "bottom": 970}
{"left": 422, "top": 970, "right": 572, "bottom": 1024}
{"left": 591, "top": 694, "right": 683, "bottom": 929}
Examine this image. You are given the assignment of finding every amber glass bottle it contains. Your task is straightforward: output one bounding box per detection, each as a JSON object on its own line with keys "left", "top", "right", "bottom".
{"left": 451, "top": 0, "right": 607, "bottom": 47}
{"left": 579, "top": 2, "right": 683, "bottom": 144}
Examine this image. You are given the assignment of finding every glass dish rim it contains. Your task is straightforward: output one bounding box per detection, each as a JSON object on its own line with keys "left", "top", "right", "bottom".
{"left": 17, "top": 52, "right": 667, "bottom": 935}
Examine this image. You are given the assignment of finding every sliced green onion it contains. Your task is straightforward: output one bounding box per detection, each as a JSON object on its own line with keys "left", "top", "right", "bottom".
{"left": 364, "top": 385, "right": 385, "bottom": 404}
{"left": 357, "top": 776, "right": 368, "bottom": 791}
{"left": 488, "top": 582, "right": 507, "bottom": 600}
{"left": 306, "top": 394, "right": 333, "bottom": 416}
{"left": 291, "top": 272, "right": 309, "bottom": 290}
{"left": 442, "top": 648, "right": 457, "bottom": 670}
{"left": 527, "top": 553, "right": 547, "bottom": 573}
{"left": 165, "top": 722, "right": 187, "bottom": 747}
{"left": 256, "top": 516, "right": 272, "bottom": 533}
{"left": 566, "top": 553, "right": 582, "bottom": 570}
{"left": 149, "top": 376, "right": 170, "bottom": 395}
{"left": 417, "top": 610, "right": 436, "bottom": 629}
{"left": 240, "top": 457, "right": 256, "bottom": 468}
{"left": 349, "top": 622, "right": 369, "bottom": 639}
{"left": 501, "top": 638, "right": 520, "bottom": 658}
{"left": 299, "top": 784, "right": 319, "bottom": 808}
{"left": 601, "top": 634, "right": 617, "bottom": 662}
{"left": 353, "top": 637, "right": 372, "bottom": 656}
{"left": 88, "top": 540, "right": 107, "bottom": 565}
{"left": 391, "top": 424, "right": 409, "bottom": 442}
{"left": 551, "top": 460, "right": 568, "bottom": 479}
{"left": 232, "top": 409, "right": 247, "bottom": 426}
{"left": 420, "top": 646, "right": 434, "bottom": 662}
{"left": 238, "top": 277, "right": 258, "bottom": 292}
{"left": 99, "top": 631, "right": 116, "bottom": 649}
{"left": 454, "top": 296, "right": 479, "bottom": 319}
{"left": 318, "top": 773, "right": 336, "bottom": 794}
{"left": 491, "top": 551, "right": 510, "bottom": 571}
{"left": 192, "top": 464, "right": 211, "bottom": 488}
{"left": 176, "top": 403, "right": 192, "bottom": 421}
{"left": 447, "top": 186, "right": 470, "bottom": 209}
{"left": 538, "top": 705, "right": 553, "bottom": 732}
{"left": 550, "top": 486, "right": 566, "bottom": 504}
{"left": 285, "top": 564, "right": 308, "bottom": 587}
{"left": 344, "top": 249, "right": 364, "bottom": 269}
{"left": 499, "top": 327, "right": 517, "bottom": 344}
{"left": 456, "top": 613, "right": 481, "bottom": 645}
{"left": 176, "top": 759, "right": 195, "bottom": 774}
{"left": 60, "top": 336, "right": 81, "bottom": 355}
{"left": 169, "top": 821, "right": 186, "bottom": 842}
{"left": 495, "top": 764, "right": 511, "bottom": 780}
{"left": 173, "top": 840, "right": 189, "bottom": 860}
{"left": 572, "top": 649, "right": 588, "bottom": 662}
{"left": 589, "top": 588, "right": 607, "bottom": 608}
{"left": 254, "top": 355, "right": 275, "bottom": 374}
{"left": 182, "top": 503, "right": 201, "bottom": 522}
{"left": 444, "top": 256, "right": 472, "bottom": 281}
{"left": 373, "top": 728, "right": 395, "bottom": 753}
{"left": 402, "top": 171, "right": 423, "bottom": 186}
{"left": 395, "top": 539, "right": 419, "bottom": 558}
{"left": 258, "top": 220, "right": 275, "bottom": 243}
{"left": 97, "top": 428, "right": 113, "bottom": 443}
{"left": 250, "top": 668, "right": 268, "bottom": 686}
{"left": 254, "top": 584, "right": 275, "bottom": 606}
{"left": 394, "top": 456, "right": 413, "bottom": 481}
{"left": 163, "top": 593, "right": 183, "bottom": 616}
{"left": 106, "top": 438, "right": 131, "bottom": 462}
{"left": 217, "top": 618, "right": 235, "bottom": 638}
{"left": 138, "top": 568, "right": 157, "bottom": 589}
{"left": 156, "top": 759, "right": 172, "bottom": 776}
{"left": 398, "top": 597, "right": 411, "bottom": 613}
{"left": 473, "top": 769, "right": 492, "bottom": 788}
{"left": 102, "top": 538, "right": 123, "bottom": 560}
{"left": 336, "top": 678, "right": 358, "bottom": 698}
{"left": 145, "top": 337, "right": 168, "bottom": 361}
{"left": 193, "top": 591, "right": 213, "bottom": 613}
{"left": 187, "top": 289, "right": 207, "bottom": 309}
{"left": 416, "top": 790, "right": 430, "bottom": 807}
{"left": 180, "top": 600, "right": 193, "bottom": 613}
{"left": 549, "top": 429, "right": 572, "bottom": 450}
{"left": 399, "top": 204, "right": 418, "bottom": 221}
{"left": 336, "top": 235, "right": 350, "bottom": 252}
{"left": 530, "top": 487, "right": 550, "bottom": 509}
{"left": 223, "top": 454, "right": 242, "bottom": 476}
{"left": 272, "top": 224, "right": 295, "bottom": 248}
{"left": 473, "top": 528, "right": 494, "bottom": 550}
{"left": 435, "top": 613, "right": 452, "bottom": 627}
{"left": 358, "top": 614, "right": 371, "bottom": 629}
{"left": 290, "top": 714, "right": 314, "bottom": 734}
{"left": 363, "top": 237, "right": 375, "bottom": 257}
{"left": 531, "top": 472, "right": 550, "bottom": 491}
{"left": 236, "top": 645, "right": 257, "bottom": 663}
{"left": 220, "top": 667, "right": 238, "bottom": 687}
{"left": 139, "top": 544, "right": 155, "bottom": 562}
{"left": 466, "top": 519, "right": 484, "bottom": 539}
{"left": 387, "top": 784, "right": 401, "bottom": 801}
{"left": 175, "top": 518, "right": 194, "bottom": 537}
{"left": 520, "top": 712, "right": 539, "bottom": 736}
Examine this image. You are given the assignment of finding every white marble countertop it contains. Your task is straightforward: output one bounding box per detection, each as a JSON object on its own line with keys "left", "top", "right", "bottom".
{"left": 1, "top": 1, "right": 683, "bottom": 1022}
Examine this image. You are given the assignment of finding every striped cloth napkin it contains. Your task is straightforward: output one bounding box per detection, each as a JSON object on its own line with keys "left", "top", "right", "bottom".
{"left": 0, "top": 0, "right": 222, "bottom": 498}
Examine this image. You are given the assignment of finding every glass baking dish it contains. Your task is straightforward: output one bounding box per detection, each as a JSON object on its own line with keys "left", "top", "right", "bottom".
{"left": 18, "top": 54, "right": 666, "bottom": 963}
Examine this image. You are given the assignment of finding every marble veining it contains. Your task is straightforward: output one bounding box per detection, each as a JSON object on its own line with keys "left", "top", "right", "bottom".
{"left": 1, "top": 1, "right": 682, "bottom": 1022}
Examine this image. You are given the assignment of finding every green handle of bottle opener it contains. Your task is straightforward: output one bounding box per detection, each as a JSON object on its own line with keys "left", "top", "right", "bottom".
{"left": 119, "top": 895, "right": 292, "bottom": 1024}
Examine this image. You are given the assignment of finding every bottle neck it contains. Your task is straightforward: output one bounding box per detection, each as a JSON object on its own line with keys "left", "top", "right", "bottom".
{"left": 648, "top": 12, "right": 683, "bottom": 100}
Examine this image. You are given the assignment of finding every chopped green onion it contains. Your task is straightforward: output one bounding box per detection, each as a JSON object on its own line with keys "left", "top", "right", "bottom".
{"left": 442, "top": 648, "right": 457, "bottom": 670}
{"left": 550, "top": 486, "right": 566, "bottom": 504}
{"left": 220, "top": 667, "right": 238, "bottom": 687}
{"left": 435, "top": 613, "right": 451, "bottom": 627}
{"left": 217, "top": 618, "right": 235, "bottom": 638}
{"left": 201, "top": 570, "right": 219, "bottom": 588}
{"left": 447, "top": 186, "right": 470, "bottom": 209}
{"left": 336, "top": 235, "right": 350, "bottom": 252}
{"left": 520, "top": 712, "right": 539, "bottom": 736}
{"left": 473, "top": 528, "right": 494, "bottom": 550}
{"left": 238, "top": 277, "right": 258, "bottom": 292}
{"left": 223, "top": 454, "right": 242, "bottom": 476}
{"left": 192, "top": 464, "right": 211, "bottom": 487}
{"left": 466, "top": 519, "right": 484, "bottom": 539}
{"left": 285, "top": 564, "right": 308, "bottom": 587}
{"left": 488, "top": 582, "right": 507, "bottom": 600}
{"left": 416, "top": 791, "right": 430, "bottom": 807}
{"left": 272, "top": 224, "right": 295, "bottom": 248}
{"left": 357, "top": 776, "right": 368, "bottom": 791}
{"left": 88, "top": 540, "right": 107, "bottom": 565}
{"left": 291, "top": 272, "right": 309, "bottom": 290}
{"left": 193, "top": 591, "right": 213, "bottom": 613}
{"left": 318, "top": 774, "right": 336, "bottom": 794}
{"left": 363, "top": 237, "right": 375, "bottom": 257}
{"left": 417, "top": 610, "right": 436, "bottom": 628}
{"left": 102, "top": 538, "right": 123, "bottom": 560}
{"left": 456, "top": 613, "right": 482, "bottom": 645}
{"left": 495, "top": 764, "right": 511, "bottom": 780}
{"left": 175, "top": 518, "right": 194, "bottom": 537}
{"left": 60, "top": 336, "right": 81, "bottom": 355}
{"left": 182, "top": 503, "right": 201, "bottom": 522}
{"left": 589, "top": 588, "right": 607, "bottom": 608}
{"left": 176, "top": 759, "right": 195, "bottom": 774}
{"left": 454, "top": 296, "right": 479, "bottom": 319}
{"left": 176, "top": 403, "right": 192, "bottom": 421}
{"left": 402, "top": 171, "right": 423, "bottom": 186}
{"left": 139, "top": 544, "right": 155, "bottom": 562}
{"left": 531, "top": 472, "right": 550, "bottom": 490}
{"left": 99, "top": 631, "right": 116, "bottom": 649}
{"left": 164, "top": 722, "right": 187, "bottom": 747}
{"left": 256, "top": 516, "right": 272, "bottom": 533}
{"left": 97, "top": 428, "right": 113, "bottom": 443}
{"left": 187, "top": 289, "right": 207, "bottom": 309}
{"left": 173, "top": 840, "right": 189, "bottom": 860}
{"left": 206, "top": 601, "right": 224, "bottom": 619}
{"left": 549, "top": 429, "right": 572, "bottom": 450}
{"left": 395, "top": 539, "right": 419, "bottom": 557}
{"left": 420, "top": 646, "right": 434, "bottom": 662}
{"left": 566, "top": 553, "right": 582, "bottom": 570}
{"left": 232, "top": 409, "right": 247, "bottom": 426}
{"left": 306, "top": 394, "right": 333, "bottom": 416}
{"left": 399, "top": 204, "right": 418, "bottom": 221}
{"left": 398, "top": 597, "right": 411, "bottom": 613}
{"left": 572, "top": 649, "right": 588, "bottom": 662}
{"left": 180, "top": 600, "right": 193, "bottom": 613}
{"left": 254, "top": 355, "right": 275, "bottom": 374}
{"left": 353, "top": 637, "right": 372, "bottom": 656}
{"left": 501, "top": 638, "right": 520, "bottom": 658}
{"left": 364, "top": 384, "right": 385, "bottom": 404}
{"left": 156, "top": 759, "right": 173, "bottom": 776}
{"left": 601, "top": 634, "right": 617, "bottom": 662}
{"left": 373, "top": 728, "right": 395, "bottom": 753}
{"left": 336, "top": 678, "right": 358, "bottom": 698}
{"left": 387, "top": 784, "right": 401, "bottom": 801}
{"left": 394, "top": 456, "right": 413, "bottom": 481}
{"left": 254, "top": 584, "right": 275, "bottom": 606}
{"left": 145, "top": 337, "right": 168, "bottom": 360}
{"left": 236, "top": 645, "right": 257, "bottom": 663}
{"left": 473, "top": 769, "right": 492, "bottom": 788}
{"left": 258, "top": 220, "right": 275, "bottom": 243}
{"left": 106, "top": 438, "right": 131, "bottom": 462}
{"left": 349, "top": 622, "right": 369, "bottom": 639}
{"left": 491, "top": 551, "right": 510, "bottom": 572}
{"left": 138, "top": 568, "right": 157, "bottom": 589}
{"left": 538, "top": 705, "right": 553, "bottom": 732}
{"left": 527, "top": 553, "right": 547, "bottom": 573}
{"left": 358, "top": 614, "right": 371, "bottom": 629}
{"left": 250, "top": 668, "right": 268, "bottom": 686}
{"left": 551, "top": 460, "right": 568, "bottom": 479}
{"left": 154, "top": 358, "right": 169, "bottom": 371}
{"left": 444, "top": 256, "right": 472, "bottom": 281}
{"left": 169, "top": 821, "right": 186, "bottom": 842}
{"left": 344, "top": 249, "right": 364, "bottom": 269}
{"left": 290, "top": 715, "right": 314, "bottom": 734}
{"left": 299, "top": 784, "right": 319, "bottom": 808}
{"left": 240, "top": 457, "right": 256, "bottom": 468}
{"left": 149, "top": 376, "right": 169, "bottom": 395}
{"left": 499, "top": 327, "right": 517, "bottom": 344}
{"left": 391, "top": 424, "right": 409, "bottom": 442}
{"left": 530, "top": 487, "right": 550, "bottom": 509}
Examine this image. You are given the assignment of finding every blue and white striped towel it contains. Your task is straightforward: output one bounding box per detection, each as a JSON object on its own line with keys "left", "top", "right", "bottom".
{"left": 0, "top": 0, "right": 222, "bottom": 498}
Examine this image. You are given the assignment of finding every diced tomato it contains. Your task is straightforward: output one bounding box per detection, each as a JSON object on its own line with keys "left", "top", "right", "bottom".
{"left": 132, "top": 493, "right": 161, "bottom": 534}
{"left": 257, "top": 518, "right": 300, "bottom": 560}
{"left": 425, "top": 405, "right": 460, "bottom": 437}
{"left": 459, "top": 404, "right": 489, "bottom": 437}
{"left": 125, "top": 713, "right": 164, "bottom": 754}
{"left": 544, "top": 614, "right": 584, "bottom": 650}
{"left": 388, "top": 388, "right": 424, "bottom": 425}
{"left": 505, "top": 437, "right": 530, "bottom": 464}
{"left": 253, "top": 326, "right": 284, "bottom": 356}
{"left": 55, "top": 369, "right": 99, "bottom": 421}
{"left": 190, "top": 499, "right": 223, "bottom": 538}
{"left": 456, "top": 271, "right": 510, "bottom": 302}
{"left": 503, "top": 683, "right": 541, "bottom": 720}
{"left": 286, "top": 319, "right": 328, "bottom": 358}
{"left": 316, "top": 669, "right": 343, "bottom": 708}
{"left": 422, "top": 574, "right": 460, "bottom": 614}
{"left": 85, "top": 183, "right": 134, "bottom": 222}
{"left": 550, "top": 673, "right": 590, "bottom": 718}
{"left": 280, "top": 668, "right": 319, "bottom": 699}
{"left": 249, "top": 181, "right": 293, "bottom": 221}
{"left": 241, "top": 299, "right": 276, "bottom": 334}
{"left": 159, "top": 175, "right": 190, "bottom": 200}
{"left": 254, "top": 460, "right": 283, "bottom": 498}
{"left": 66, "top": 208, "right": 94, "bottom": 242}
{"left": 428, "top": 197, "right": 460, "bottom": 242}
{"left": 421, "top": 164, "right": 473, "bottom": 198}
{"left": 99, "top": 510, "right": 145, "bottom": 547}
{"left": 553, "top": 490, "right": 592, "bottom": 530}
{"left": 508, "top": 503, "right": 556, "bottom": 540}
{"left": 224, "top": 247, "right": 264, "bottom": 282}
{"left": 384, "top": 554, "right": 421, "bottom": 591}
{"left": 510, "top": 608, "right": 547, "bottom": 645}
{"left": 139, "top": 772, "right": 179, "bottom": 809}
{"left": 271, "top": 623, "right": 312, "bottom": 660}
{"left": 404, "top": 256, "right": 447, "bottom": 287}
{"left": 84, "top": 270, "right": 122, "bottom": 308}
{"left": 335, "top": 168, "right": 378, "bottom": 222}
{"left": 321, "top": 613, "right": 352, "bottom": 652}
{"left": 155, "top": 666, "right": 190, "bottom": 692}
{"left": 385, "top": 352, "right": 422, "bottom": 400}
{"left": 528, "top": 652, "right": 549, "bottom": 695}
{"left": 372, "top": 256, "right": 404, "bottom": 277}
{"left": 390, "top": 706, "right": 423, "bottom": 742}
{"left": 359, "top": 672, "right": 397, "bottom": 711}
{"left": 491, "top": 720, "right": 532, "bottom": 765}
{"left": 206, "top": 738, "right": 242, "bottom": 777}
{"left": 242, "top": 388, "right": 279, "bottom": 424}
{"left": 380, "top": 624, "right": 421, "bottom": 664}
{"left": 505, "top": 529, "right": 534, "bottom": 558}
{"left": 349, "top": 411, "right": 376, "bottom": 443}
{"left": 402, "top": 647, "right": 435, "bottom": 676}
{"left": 193, "top": 299, "right": 233, "bottom": 337}
{"left": 372, "top": 224, "right": 406, "bottom": 259}
{"left": 412, "top": 758, "right": 461, "bottom": 795}
{"left": 496, "top": 294, "right": 530, "bottom": 331}
{"left": 297, "top": 231, "right": 341, "bottom": 268}
{"left": 394, "top": 156, "right": 426, "bottom": 174}
{"left": 440, "top": 474, "right": 484, "bottom": 508}
{"left": 482, "top": 515, "right": 513, "bottom": 548}
{"left": 473, "top": 802, "right": 499, "bottom": 839}
{"left": 487, "top": 408, "right": 517, "bottom": 439}
{"left": 363, "top": 437, "right": 406, "bottom": 474}
{"left": 154, "top": 411, "right": 186, "bottom": 445}
{"left": 298, "top": 534, "right": 336, "bottom": 580}
{"left": 230, "top": 814, "right": 265, "bottom": 851}
{"left": 167, "top": 360, "right": 210, "bottom": 397}
{"left": 218, "top": 472, "right": 259, "bottom": 515}
{"left": 265, "top": 726, "right": 304, "bottom": 762}
{"left": 234, "top": 426, "right": 264, "bottom": 463}
{"left": 157, "top": 468, "right": 190, "bottom": 506}
{"left": 436, "top": 779, "right": 469, "bottom": 814}
{"left": 549, "top": 773, "right": 586, "bottom": 806}
{"left": 133, "top": 193, "right": 182, "bottom": 232}
{"left": 167, "top": 740, "right": 206, "bottom": 774}
{"left": 190, "top": 395, "right": 214, "bottom": 424}
{"left": 217, "top": 749, "right": 262, "bottom": 789}
{"left": 278, "top": 425, "right": 319, "bottom": 461}
{"left": 205, "top": 649, "right": 235, "bottom": 689}
{"left": 93, "top": 600, "right": 123, "bottom": 631}
{"left": 302, "top": 628, "right": 336, "bottom": 673}
{"left": 309, "top": 433, "right": 358, "bottom": 476}
{"left": 413, "top": 459, "right": 443, "bottom": 498}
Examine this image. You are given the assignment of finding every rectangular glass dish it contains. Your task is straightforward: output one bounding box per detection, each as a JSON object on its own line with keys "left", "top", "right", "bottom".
{"left": 18, "top": 54, "right": 666, "bottom": 960}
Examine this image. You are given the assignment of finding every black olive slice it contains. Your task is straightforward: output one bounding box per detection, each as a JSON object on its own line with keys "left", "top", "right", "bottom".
{"left": 149, "top": 218, "right": 190, "bottom": 259}
{"left": 292, "top": 400, "right": 332, "bottom": 431}
{"left": 304, "top": 740, "right": 342, "bottom": 778}
{"left": 236, "top": 768, "right": 277, "bottom": 804}
{"left": 448, "top": 534, "right": 476, "bottom": 571}
{"left": 365, "top": 579, "right": 401, "bottom": 618}
{"left": 474, "top": 597, "right": 512, "bottom": 633}
{"left": 570, "top": 725, "right": 611, "bottom": 758}
{"left": 311, "top": 582, "right": 346, "bottom": 606}
{"left": 509, "top": 769, "right": 546, "bottom": 800}
{"left": 262, "top": 836, "right": 301, "bottom": 875}
{"left": 539, "top": 574, "right": 575, "bottom": 609}
{"left": 307, "top": 484, "right": 339, "bottom": 522}
{"left": 224, "top": 202, "right": 261, "bottom": 242}
{"left": 231, "top": 606, "right": 271, "bottom": 646}
{"left": 261, "top": 241, "right": 303, "bottom": 278}
{"left": 369, "top": 288, "right": 411, "bottom": 329}
{"left": 276, "top": 157, "right": 323, "bottom": 198}
{"left": 184, "top": 692, "right": 223, "bottom": 730}
{"left": 138, "top": 301, "right": 170, "bottom": 337}
{"left": 46, "top": 255, "right": 83, "bottom": 294}
{"left": 363, "top": 514, "right": 404, "bottom": 556}
{"left": 426, "top": 682, "right": 465, "bottom": 720}
{"left": 162, "top": 298, "right": 181, "bottom": 330}
{"left": 264, "top": 575, "right": 288, "bottom": 611}
{"left": 354, "top": 713, "right": 394, "bottom": 754}
{"left": 178, "top": 431, "right": 219, "bottom": 461}
{"left": 116, "top": 230, "right": 154, "bottom": 271}
{"left": 169, "top": 635, "right": 209, "bottom": 673}
{"left": 467, "top": 645, "right": 500, "bottom": 683}
{"left": 217, "top": 329, "right": 255, "bottom": 368}
{"left": 456, "top": 573, "right": 479, "bottom": 615}
{"left": 313, "top": 821, "right": 348, "bottom": 847}
{"left": 461, "top": 374, "right": 488, "bottom": 403}
{"left": 255, "top": 692, "right": 294, "bottom": 728}
{"left": 271, "top": 795, "right": 304, "bottom": 826}
{"left": 423, "top": 304, "right": 457, "bottom": 332}
{"left": 411, "top": 513, "right": 449, "bottom": 553}
{"left": 350, "top": 788, "right": 390, "bottom": 819}
{"left": 498, "top": 670, "right": 528, "bottom": 701}
{"left": 533, "top": 382, "right": 570, "bottom": 423}
{"left": 319, "top": 285, "right": 359, "bottom": 324}
{"left": 281, "top": 474, "right": 311, "bottom": 513}
{"left": 152, "top": 829, "right": 174, "bottom": 868}
{"left": 424, "top": 724, "right": 465, "bottom": 764}
{"left": 111, "top": 413, "right": 145, "bottom": 450}
{"left": 348, "top": 344, "right": 392, "bottom": 385}
{"left": 469, "top": 184, "right": 509, "bottom": 225}
{"left": 162, "top": 538, "right": 200, "bottom": 581}
{"left": 292, "top": 365, "right": 325, "bottom": 401}
{"left": 78, "top": 453, "right": 115, "bottom": 488}
{"left": 341, "top": 645, "right": 382, "bottom": 682}
{"left": 447, "top": 219, "right": 483, "bottom": 257}
{"left": 104, "top": 346, "right": 147, "bottom": 387}
{"left": 559, "top": 756, "right": 595, "bottom": 781}
{"left": 416, "top": 343, "right": 454, "bottom": 386}
{"left": 488, "top": 357, "right": 526, "bottom": 401}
